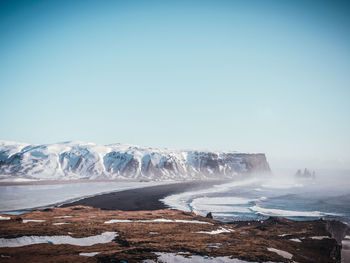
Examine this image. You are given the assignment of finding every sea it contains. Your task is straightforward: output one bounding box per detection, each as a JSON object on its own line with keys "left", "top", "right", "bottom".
{"left": 1, "top": 170, "right": 349, "bottom": 226}
{"left": 162, "top": 169, "right": 350, "bottom": 225}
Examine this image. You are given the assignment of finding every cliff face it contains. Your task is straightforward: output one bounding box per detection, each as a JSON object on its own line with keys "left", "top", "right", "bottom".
{"left": 0, "top": 141, "right": 270, "bottom": 181}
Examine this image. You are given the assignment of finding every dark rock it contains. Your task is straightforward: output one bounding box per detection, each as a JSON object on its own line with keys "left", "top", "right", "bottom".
{"left": 14, "top": 217, "right": 22, "bottom": 222}
{"left": 206, "top": 212, "right": 213, "bottom": 219}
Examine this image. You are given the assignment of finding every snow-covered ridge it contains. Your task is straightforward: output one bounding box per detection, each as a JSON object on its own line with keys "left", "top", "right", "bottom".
{"left": 0, "top": 140, "right": 270, "bottom": 181}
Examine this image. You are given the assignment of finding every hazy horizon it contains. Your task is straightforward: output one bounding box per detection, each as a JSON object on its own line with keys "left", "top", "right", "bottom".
{"left": 1, "top": 0, "right": 349, "bottom": 170}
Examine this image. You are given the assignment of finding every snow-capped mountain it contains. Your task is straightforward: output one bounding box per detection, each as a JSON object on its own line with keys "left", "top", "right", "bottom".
{"left": 0, "top": 141, "right": 270, "bottom": 181}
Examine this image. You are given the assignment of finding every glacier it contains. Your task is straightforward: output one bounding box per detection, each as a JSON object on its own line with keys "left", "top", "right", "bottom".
{"left": 0, "top": 140, "right": 270, "bottom": 181}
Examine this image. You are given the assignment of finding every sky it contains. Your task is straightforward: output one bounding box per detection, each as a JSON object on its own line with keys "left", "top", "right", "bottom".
{"left": 0, "top": 0, "right": 349, "bottom": 170}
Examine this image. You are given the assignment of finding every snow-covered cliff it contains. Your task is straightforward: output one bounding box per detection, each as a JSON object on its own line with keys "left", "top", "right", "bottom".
{"left": 0, "top": 141, "right": 270, "bottom": 181}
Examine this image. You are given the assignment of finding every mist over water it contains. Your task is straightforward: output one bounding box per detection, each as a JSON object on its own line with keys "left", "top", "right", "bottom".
{"left": 162, "top": 169, "right": 350, "bottom": 225}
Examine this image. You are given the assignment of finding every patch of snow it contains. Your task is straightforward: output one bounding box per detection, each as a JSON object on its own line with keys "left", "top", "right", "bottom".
{"left": 0, "top": 232, "right": 117, "bottom": 247}
{"left": 0, "top": 216, "right": 10, "bottom": 220}
{"left": 143, "top": 252, "right": 261, "bottom": 262}
{"left": 197, "top": 227, "right": 233, "bottom": 235}
{"left": 54, "top": 216, "right": 73, "bottom": 219}
{"left": 104, "top": 219, "right": 132, "bottom": 223}
{"left": 79, "top": 252, "right": 100, "bottom": 257}
{"left": 289, "top": 238, "right": 302, "bottom": 243}
{"left": 23, "top": 219, "right": 45, "bottom": 223}
{"left": 104, "top": 218, "right": 212, "bottom": 224}
{"left": 267, "top": 248, "right": 293, "bottom": 260}
{"left": 310, "top": 236, "right": 330, "bottom": 240}
{"left": 278, "top": 234, "right": 290, "bottom": 237}
{"left": 344, "top": 235, "right": 350, "bottom": 239}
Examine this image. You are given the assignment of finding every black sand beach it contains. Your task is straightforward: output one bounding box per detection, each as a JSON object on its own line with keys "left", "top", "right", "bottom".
{"left": 62, "top": 180, "right": 226, "bottom": 211}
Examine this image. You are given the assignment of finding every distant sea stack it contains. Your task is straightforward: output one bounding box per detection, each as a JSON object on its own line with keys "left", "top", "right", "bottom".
{"left": 295, "top": 168, "right": 316, "bottom": 179}
{"left": 0, "top": 141, "right": 271, "bottom": 181}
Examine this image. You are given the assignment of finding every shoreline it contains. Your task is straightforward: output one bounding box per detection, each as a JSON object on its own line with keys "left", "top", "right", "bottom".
{"left": 0, "top": 179, "right": 229, "bottom": 214}
{"left": 62, "top": 179, "right": 227, "bottom": 211}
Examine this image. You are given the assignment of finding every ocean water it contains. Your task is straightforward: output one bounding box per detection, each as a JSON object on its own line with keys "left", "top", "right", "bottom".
{"left": 162, "top": 170, "right": 350, "bottom": 225}
{"left": 0, "top": 181, "right": 168, "bottom": 213}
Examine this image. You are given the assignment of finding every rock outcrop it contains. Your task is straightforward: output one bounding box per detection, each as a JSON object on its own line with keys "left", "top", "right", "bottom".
{"left": 295, "top": 168, "right": 316, "bottom": 179}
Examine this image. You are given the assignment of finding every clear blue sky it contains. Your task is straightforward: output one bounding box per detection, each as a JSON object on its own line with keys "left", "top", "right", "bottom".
{"left": 1, "top": 0, "right": 349, "bottom": 169}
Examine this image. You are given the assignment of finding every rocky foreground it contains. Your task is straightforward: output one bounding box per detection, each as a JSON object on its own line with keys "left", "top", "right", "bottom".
{"left": 0, "top": 206, "right": 348, "bottom": 263}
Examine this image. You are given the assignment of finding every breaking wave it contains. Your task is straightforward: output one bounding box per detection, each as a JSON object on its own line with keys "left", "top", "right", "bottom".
{"left": 162, "top": 170, "right": 350, "bottom": 224}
